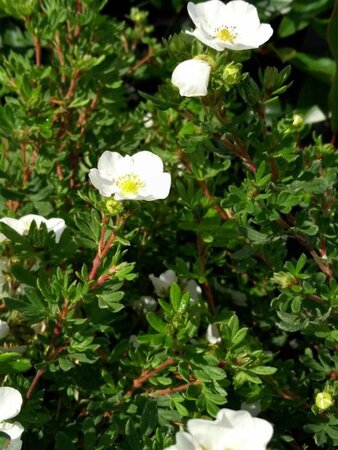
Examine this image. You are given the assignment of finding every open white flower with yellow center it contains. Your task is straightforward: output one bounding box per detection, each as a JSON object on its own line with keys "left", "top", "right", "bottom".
{"left": 0, "top": 387, "right": 24, "bottom": 450}
{"left": 89, "top": 151, "right": 171, "bottom": 201}
{"left": 186, "top": 0, "right": 273, "bottom": 51}
{"left": 165, "top": 408, "right": 273, "bottom": 450}
{"left": 172, "top": 59, "right": 212, "bottom": 97}
{"left": 0, "top": 215, "right": 66, "bottom": 243}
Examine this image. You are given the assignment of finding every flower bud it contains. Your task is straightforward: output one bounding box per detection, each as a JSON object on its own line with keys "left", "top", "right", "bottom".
{"left": 105, "top": 198, "right": 124, "bottom": 215}
{"left": 292, "top": 114, "right": 303, "bottom": 128}
{"left": 272, "top": 272, "right": 298, "bottom": 289}
{"left": 172, "top": 59, "right": 212, "bottom": 97}
{"left": 315, "top": 392, "right": 333, "bottom": 410}
{"left": 223, "top": 62, "right": 242, "bottom": 86}
{"left": 206, "top": 323, "right": 221, "bottom": 345}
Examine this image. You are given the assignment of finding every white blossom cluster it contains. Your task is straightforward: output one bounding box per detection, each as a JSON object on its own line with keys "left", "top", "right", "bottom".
{"left": 172, "top": 0, "right": 273, "bottom": 97}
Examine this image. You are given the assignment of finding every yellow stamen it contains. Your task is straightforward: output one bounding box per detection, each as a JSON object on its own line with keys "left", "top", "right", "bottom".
{"left": 215, "top": 27, "right": 236, "bottom": 43}
{"left": 116, "top": 173, "right": 144, "bottom": 196}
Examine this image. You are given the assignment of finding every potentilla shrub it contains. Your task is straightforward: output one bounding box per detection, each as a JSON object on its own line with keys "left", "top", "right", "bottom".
{"left": 0, "top": 0, "right": 337, "bottom": 449}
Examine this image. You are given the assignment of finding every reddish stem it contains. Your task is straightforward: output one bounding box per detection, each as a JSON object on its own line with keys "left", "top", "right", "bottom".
{"left": 149, "top": 381, "right": 198, "bottom": 397}
{"left": 33, "top": 35, "right": 41, "bottom": 66}
{"left": 55, "top": 31, "right": 66, "bottom": 83}
{"left": 66, "top": 69, "right": 80, "bottom": 99}
{"left": 89, "top": 216, "right": 117, "bottom": 282}
{"left": 179, "top": 149, "right": 232, "bottom": 222}
{"left": 197, "top": 235, "right": 215, "bottom": 312}
{"left": 125, "top": 357, "right": 176, "bottom": 398}
{"left": 128, "top": 48, "right": 153, "bottom": 74}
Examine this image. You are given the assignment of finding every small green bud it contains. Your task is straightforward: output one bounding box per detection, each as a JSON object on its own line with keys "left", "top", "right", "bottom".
{"left": 315, "top": 392, "right": 333, "bottom": 410}
{"left": 272, "top": 272, "right": 298, "bottom": 288}
{"left": 292, "top": 114, "right": 303, "bottom": 128}
{"left": 105, "top": 198, "right": 124, "bottom": 216}
{"left": 130, "top": 7, "right": 148, "bottom": 23}
{"left": 223, "top": 62, "right": 242, "bottom": 86}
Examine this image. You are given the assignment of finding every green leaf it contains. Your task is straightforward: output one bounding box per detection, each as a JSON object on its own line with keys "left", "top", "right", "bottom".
{"left": 278, "top": 14, "right": 309, "bottom": 38}
{"left": 246, "top": 227, "right": 268, "bottom": 244}
{"left": 249, "top": 366, "right": 277, "bottom": 375}
{"left": 55, "top": 432, "right": 76, "bottom": 450}
{"left": 146, "top": 312, "right": 167, "bottom": 333}
{"left": 140, "top": 400, "right": 157, "bottom": 436}
{"left": 83, "top": 417, "right": 96, "bottom": 450}
{"left": 170, "top": 282, "right": 181, "bottom": 312}
{"left": 125, "top": 419, "right": 141, "bottom": 450}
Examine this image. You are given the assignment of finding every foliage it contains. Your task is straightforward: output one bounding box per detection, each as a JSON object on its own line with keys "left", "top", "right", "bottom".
{"left": 0, "top": 0, "right": 337, "bottom": 449}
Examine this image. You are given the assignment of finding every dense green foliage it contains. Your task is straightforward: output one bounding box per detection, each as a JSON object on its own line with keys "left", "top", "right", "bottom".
{"left": 0, "top": 0, "right": 337, "bottom": 448}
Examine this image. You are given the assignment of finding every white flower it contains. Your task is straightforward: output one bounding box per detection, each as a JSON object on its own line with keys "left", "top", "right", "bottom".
{"left": 0, "top": 387, "right": 24, "bottom": 450}
{"left": 206, "top": 323, "right": 221, "bottom": 345}
{"left": 133, "top": 296, "right": 157, "bottom": 314}
{"left": 172, "top": 59, "right": 211, "bottom": 97}
{"left": 0, "top": 215, "right": 66, "bottom": 243}
{"left": 241, "top": 401, "right": 262, "bottom": 417}
{"left": 0, "top": 320, "right": 10, "bottom": 340}
{"left": 149, "top": 269, "right": 202, "bottom": 301}
{"left": 89, "top": 150, "right": 171, "bottom": 201}
{"left": 143, "top": 112, "right": 154, "bottom": 128}
{"left": 129, "top": 334, "right": 140, "bottom": 349}
{"left": 149, "top": 269, "right": 177, "bottom": 297}
{"left": 186, "top": 0, "right": 273, "bottom": 51}
{"left": 183, "top": 279, "right": 202, "bottom": 301}
{"left": 165, "top": 408, "right": 273, "bottom": 450}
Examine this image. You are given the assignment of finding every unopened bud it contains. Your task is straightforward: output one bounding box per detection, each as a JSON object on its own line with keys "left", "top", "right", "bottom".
{"left": 105, "top": 198, "right": 123, "bottom": 216}
{"left": 292, "top": 114, "right": 303, "bottom": 128}
{"left": 315, "top": 392, "right": 333, "bottom": 410}
{"left": 272, "top": 272, "right": 298, "bottom": 288}
{"left": 223, "top": 62, "right": 242, "bottom": 86}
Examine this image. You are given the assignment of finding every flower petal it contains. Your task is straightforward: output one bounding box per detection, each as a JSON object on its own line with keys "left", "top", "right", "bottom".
{"left": 165, "top": 431, "right": 202, "bottom": 450}
{"left": 132, "top": 151, "right": 164, "bottom": 177}
{"left": 172, "top": 59, "right": 211, "bottom": 97}
{"left": 187, "top": 1, "right": 226, "bottom": 34}
{"left": 89, "top": 168, "right": 117, "bottom": 197}
{"left": 19, "top": 214, "right": 46, "bottom": 229}
{"left": 97, "top": 151, "right": 124, "bottom": 181}
{"left": 7, "top": 438, "right": 23, "bottom": 450}
{"left": 251, "top": 417, "right": 274, "bottom": 449}
{"left": 0, "top": 387, "right": 23, "bottom": 421}
{"left": 0, "top": 319, "right": 10, "bottom": 340}
{"left": 238, "top": 23, "right": 273, "bottom": 48}
{"left": 141, "top": 173, "right": 171, "bottom": 200}
{"left": 45, "top": 218, "right": 66, "bottom": 243}
{"left": 223, "top": 0, "right": 260, "bottom": 30}
{"left": 0, "top": 421, "right": 24, "bottom": 440}
{"left": 206, "top": 323, "right": 221, "bottom": 345}
{"left": 0, "top": 218, "right": 25, "bottom": 242}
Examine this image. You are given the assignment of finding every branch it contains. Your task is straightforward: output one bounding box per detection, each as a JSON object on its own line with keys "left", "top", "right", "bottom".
{"left": 127, "top": 48, "right": 153, "bottom": 75}
{"left": 54, "top": 31, "right": 66, "bottom": 83}
{"left": 124, "top": 357, "right": 176, "bottom": 398}
{"left": 148, "top": 381, "right": 199, "bottom": 397}
{"left": 66, "top": 69, "right": 80, "bottom": 99}
{"left": 277, "top": 217, "right": 333, "bottom": 280}
{"left": 197, "top": 235, "right": 215, "bottom": 312}
{"left": 179, "top": 149, "right": 232, "bottom": 222}
{"left": 33, "top": 35, "right": 41, "bottom": 66}
{"left": 222, "top": 136, "right": 257, "bottom": 174}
